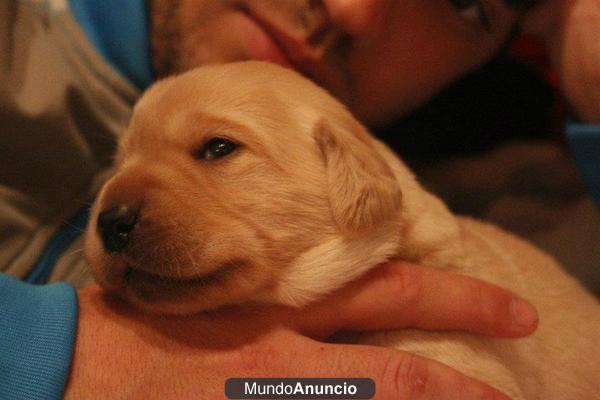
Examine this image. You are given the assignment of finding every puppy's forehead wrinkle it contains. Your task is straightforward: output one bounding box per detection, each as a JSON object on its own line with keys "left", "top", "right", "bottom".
{"left": 128, "top": 112, "right": 294, "bottom": 169}
{"left": 131, "top": 66, "right": 344, "bottom": 165}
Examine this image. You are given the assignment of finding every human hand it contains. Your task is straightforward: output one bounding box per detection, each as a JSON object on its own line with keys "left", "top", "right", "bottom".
{"left": 64, "top": 261, "right": 538, "bottom": 399}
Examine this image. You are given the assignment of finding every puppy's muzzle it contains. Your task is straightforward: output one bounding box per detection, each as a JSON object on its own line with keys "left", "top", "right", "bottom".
{"left": 97, "top": 204, "right": 139, "bottom": 252}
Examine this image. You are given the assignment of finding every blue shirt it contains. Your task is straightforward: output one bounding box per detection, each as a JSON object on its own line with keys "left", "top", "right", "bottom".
{"left": 69, "top": 0, "right": 154, "bottom": 89}
{"left": 0, "top": 3, "right": 149, "bottom": 399}
{"left": 0, "top": 274, "right": 77, "bottom": 400}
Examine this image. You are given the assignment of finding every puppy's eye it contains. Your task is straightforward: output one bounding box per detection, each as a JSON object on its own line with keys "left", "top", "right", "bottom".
{"left": 197, "top": 137, "right": 238, "bottom": 160}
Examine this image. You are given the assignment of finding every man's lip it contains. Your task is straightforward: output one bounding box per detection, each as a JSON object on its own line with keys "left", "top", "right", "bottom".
{"left": 238, "top": 7, "right": 294, "bottom": 68}
{"left": 239, "top": 5, "right": 353, "bottom": 109}
{"left": 238, "top": 5, "right": 325, "bottom": 83}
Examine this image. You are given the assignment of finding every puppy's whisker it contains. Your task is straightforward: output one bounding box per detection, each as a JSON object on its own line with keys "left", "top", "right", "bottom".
{"left": 64, "top": 223, "right": 86, "bottom": 233}
{"left": 68, "top": 247, "right": 85, "bottom": 256}
{"left": 181, "top": 247, "right": 197, "bottom": 279}
{"left": 73, "top": 266, "right": 93, "bottom": 287}
{"left": 168, "top": 188, "right": 205, "bottom": 197}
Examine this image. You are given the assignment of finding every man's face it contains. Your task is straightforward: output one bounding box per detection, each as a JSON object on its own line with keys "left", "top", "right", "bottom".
{"left": 150, "top": 0, "right": 524, "bottom": 126}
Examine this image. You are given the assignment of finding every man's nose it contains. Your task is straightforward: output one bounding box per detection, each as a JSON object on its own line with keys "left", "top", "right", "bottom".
{"left": 322, "top": 0, "right": 387, "bottom": 36}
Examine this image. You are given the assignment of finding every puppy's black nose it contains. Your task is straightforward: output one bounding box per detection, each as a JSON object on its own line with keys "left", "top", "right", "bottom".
{"left": 97, "top": 205, "right": 138, "bottom": 252}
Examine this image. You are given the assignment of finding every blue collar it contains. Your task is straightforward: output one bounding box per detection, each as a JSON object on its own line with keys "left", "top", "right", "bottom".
{"left": 68, "top": 0, "right": 154, "bottom": 89}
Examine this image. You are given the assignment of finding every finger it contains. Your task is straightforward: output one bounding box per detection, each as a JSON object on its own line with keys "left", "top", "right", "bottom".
{"left": 294, "top": 342, "right": 512, "bottom": 400}
{"left": 296, "top": 261, "right": 538, "bottom": 339}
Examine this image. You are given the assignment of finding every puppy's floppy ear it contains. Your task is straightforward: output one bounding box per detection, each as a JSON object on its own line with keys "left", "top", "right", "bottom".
{"left": 314, "top": 120, "right": 402, "bottom": 235}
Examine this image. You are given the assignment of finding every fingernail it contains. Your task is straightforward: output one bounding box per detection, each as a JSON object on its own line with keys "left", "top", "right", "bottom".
{"left": 510, "top": 298, "right": 538, "bottom": 331}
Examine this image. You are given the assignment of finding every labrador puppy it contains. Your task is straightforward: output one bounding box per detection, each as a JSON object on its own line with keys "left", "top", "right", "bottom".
{"left": 85, "top": 61, "right": 600, "bottom": 399}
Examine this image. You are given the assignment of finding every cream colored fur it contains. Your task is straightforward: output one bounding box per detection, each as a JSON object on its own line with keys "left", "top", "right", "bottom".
{"left": 86, "top": 62, "right": 600, "bottom": 399}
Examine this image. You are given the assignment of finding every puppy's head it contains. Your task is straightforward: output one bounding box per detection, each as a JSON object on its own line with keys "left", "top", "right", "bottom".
{"left": 86, "top": 61, "right": 402, "bottom": 314}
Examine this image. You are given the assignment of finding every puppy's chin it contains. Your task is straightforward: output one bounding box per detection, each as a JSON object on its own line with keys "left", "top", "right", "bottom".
{"left": 89, "top": 255, "right": 273, "bottom": 315}
{"left": 120, "top": 264, "right": 242, "bottom": 315}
